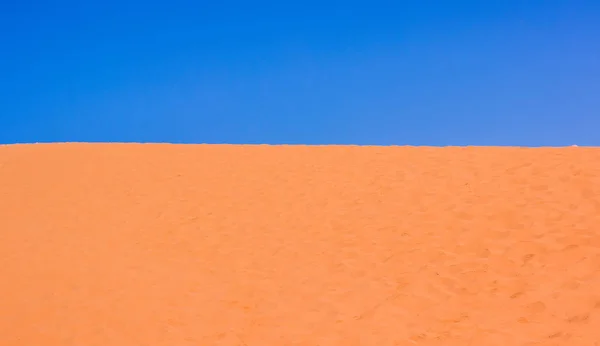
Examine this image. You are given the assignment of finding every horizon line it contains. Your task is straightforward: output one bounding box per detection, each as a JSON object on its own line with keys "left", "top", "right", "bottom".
{"left": 0, "top": 142, "right": 590, "bottom": 148}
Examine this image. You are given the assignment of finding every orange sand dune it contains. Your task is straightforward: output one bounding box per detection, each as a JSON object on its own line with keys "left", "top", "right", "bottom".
{"left": 1, "top": 144, "right": 600, "bottom": 345}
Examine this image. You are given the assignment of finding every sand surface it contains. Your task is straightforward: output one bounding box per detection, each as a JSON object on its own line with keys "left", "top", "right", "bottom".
{"left": 1, "top": 144, "right": 600, "bottom": 345}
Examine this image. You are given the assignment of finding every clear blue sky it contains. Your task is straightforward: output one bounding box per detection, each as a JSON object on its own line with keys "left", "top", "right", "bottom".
{"left": 1, "top": 1, "right": 599, "bottom": 146}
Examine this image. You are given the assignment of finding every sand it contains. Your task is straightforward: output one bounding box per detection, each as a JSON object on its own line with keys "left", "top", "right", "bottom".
{"left": 1, "top": 143, "right": 599, "bottom": 345}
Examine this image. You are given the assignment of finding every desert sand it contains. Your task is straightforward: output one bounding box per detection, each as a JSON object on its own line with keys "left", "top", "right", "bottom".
{"left": 1, "top": 143, "right": 599, "bottom": 345}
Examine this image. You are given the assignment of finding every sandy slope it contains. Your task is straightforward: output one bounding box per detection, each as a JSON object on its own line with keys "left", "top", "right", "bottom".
{"left": 1, "top": 144, "right": 600, "bottom": 345}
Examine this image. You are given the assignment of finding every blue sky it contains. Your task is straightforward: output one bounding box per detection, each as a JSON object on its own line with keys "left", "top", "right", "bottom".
{"left": 1, "top": 1, "right": 599, "bottom": 146}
